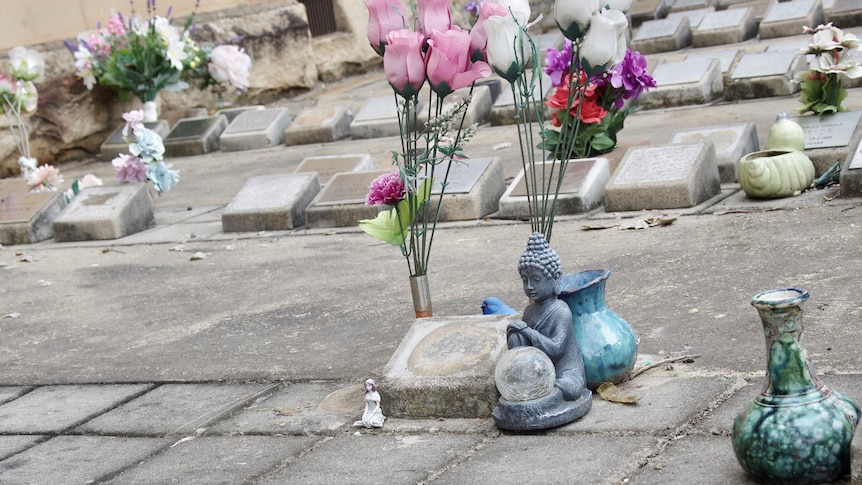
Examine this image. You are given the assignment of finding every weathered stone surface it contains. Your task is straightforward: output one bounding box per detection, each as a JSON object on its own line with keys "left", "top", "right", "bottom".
{"left": 216, "top": 105, "right": 265, "bottom": 123}
{"left": 758, "top": 0, "right": 825, "bottom": 39}
{"left": 631, "top": 16, "right": 692, "bottom": 54}
{"left": 52, "top": 184, "right": 155, "bottom": 241}
{"left": 693, "top": 7, "right": 757, "bottom": 47}
{"left": 630, "top": 0, "right": 669, "bottom": 27}
{"left": 219, "top": 108, "right": 292, "bottom": 152}
{"left": 304, "top": 170, "right": 390, "bottom": 228}
{"left": 163, "top": 115, "right": 229, "bottom": 157}
{"left": 640, "top": 59, "right": 723, "bottom": 108}
{"left": 604, "top": 141, "right": 721, "bottom": 212}
{"left": 284, "top": 105, "right": 354, "bottom": 146}
{"left": 222, "top": 173, "right": 320, "bottom": 232}
{"left": 294, "top": 154, "right": 374, "bottom": 185}
{"left": 429, "top": 158, "right": 506, "bottom": 221}
{"left": 0, "top": 179, "right": 66, "bottom": 245}
{"left": 725, "top": 50, "right": 806, "bottom": 101}
{"left": 829, "top": 0, "right": 862, "bottom": 27}
{"left": 379, "top": 314, "right": 514, "bottom": 419}
{"left": 670, "top": 122, "right": 759, "bottom": 182}
{"left": 99, "top": 121, "right": 171, "bottom": 161}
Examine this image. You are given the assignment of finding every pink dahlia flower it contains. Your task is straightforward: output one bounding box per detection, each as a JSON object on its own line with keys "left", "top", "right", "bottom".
{"left": 366, "top": 171, "right": 405, "bottom": 205}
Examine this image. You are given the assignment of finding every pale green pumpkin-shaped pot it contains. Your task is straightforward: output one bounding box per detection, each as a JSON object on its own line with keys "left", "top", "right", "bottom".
{"left": 738, "top": 149, "right": 816, "bottom": 199}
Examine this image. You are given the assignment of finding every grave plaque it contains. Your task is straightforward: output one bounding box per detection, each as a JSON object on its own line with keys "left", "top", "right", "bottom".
{"left": 222, "top": 173, "right": 321, "bottom": 232}
{"left": 353, "top": 96, "right": 399, "bottom": 122}
{"left": 168, "top": 117, "right": 220, "bottom": 139}
{"left": 294, "top": 154, "right": 374, "bottom": 185}
{"left": 685, "top": 49, "right": 739, "bottom": 74}
{"left": 762, "top": 0, "right": 816, "bottom": 22}
{"left": 510, "top": 161, "right": 593, "bottom": 196}
{"left": 220, "top": 108, "right": 291, "bottom": 151}
{"left": 223, "top": 108, "right": 284, "bottom": 134}
{"left": 52, "top": 185, "right": 154, "bottom": 241}
{"left": 284, "top": 105, "right": 355, "bottom": 145}
{"left": 0, "top": 191, "right": 54, "bottom": 224}
{"left": 730, "top": 50, "right": 796, "bottom": 79}
{"left": 431, "top": 158, "right": 492, "bottom": 194}
{"left": 614, "top": 145, "right": 701, "bottom": 185}
{"left": 0, "top": 184, "right": 66, "bottom": 245}
{"left": 498, "top": 158, "right": 610, "bottom": 218}
{"left": 849, "top": 143, "right": 862, "bottom": 170}
{"left": 312, "top": 170, "right": 389, "bottom": 206}
{"left": 216, "top": 105, "right": 265, "bottom": 123}
{"left": 163, "top": 115, "right": 228, "bottom": 156}
{"left": 791, "top": 111, "right": 862, "bottom": 149}
{"left": 652, "top": 59, "right": 713, "bottom": 85}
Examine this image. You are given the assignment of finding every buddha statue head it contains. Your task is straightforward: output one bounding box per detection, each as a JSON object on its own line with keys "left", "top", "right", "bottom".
{"left": 518, "top": 232, "right": 562, "bottom": 301}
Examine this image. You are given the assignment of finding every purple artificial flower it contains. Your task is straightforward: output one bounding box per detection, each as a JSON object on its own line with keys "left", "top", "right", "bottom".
{"left": 607, "top": 49, "right": 657, "bottom": 108}
{"left": 544, "top": 40, "right": 573, "bottom": 88}
{"left": 465, "top": 1, "right": 480, "bottom": 17}
{"left": 366, "top": 171, "right": 405, "bottom": 206}
{"left": 112, "top": 154, "right": 149, "bottom": 184}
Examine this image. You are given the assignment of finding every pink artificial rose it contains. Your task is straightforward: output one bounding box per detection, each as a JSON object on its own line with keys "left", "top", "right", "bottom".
{"left": 365, "top": 0, "right": 406, "bottom": 56}
{"left": 417, "top": 0, "right": 452, "bottom": 36}
{"left": 366, "top": 171, "right": 405, "bottom": 205}
{"left": 468, "top": 2, "right": 509, "bottom": 61}
{"left": 425, "top": 27, "right": 491, "bottom": 96}
{"left": 79, "top": 174, "right": 104, "bottom": 188}
{"left": 112, "top": 154, "right": 148, "bottom": 184}
{"left": 208, "top": 45, "right": 252, "bottom": 92}
{"left": 26, "top": 164, "right": 63, "bottom": 190}
{"left": 383, "top": 29, "right": 427, "bottom": 98}
{"left": 122, "top": 109, "right": 145, "bottom": 137}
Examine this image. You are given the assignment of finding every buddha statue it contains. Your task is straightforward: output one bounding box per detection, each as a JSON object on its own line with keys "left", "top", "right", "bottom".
{"left": 492, "top": 232, "right": 592, "bottom": 431}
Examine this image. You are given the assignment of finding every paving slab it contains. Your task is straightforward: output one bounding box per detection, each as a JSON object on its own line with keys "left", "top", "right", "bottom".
{"left": 99, "top": 121, "right": 171, "bottom": 161}
{"left": 0, "top": 386, "right": 30, "bottom": 405}
{"left": 693, "top": 7, "right": 757, "bottom": 47}
{"left": 163, "top": 115, "right": 229, "bottom": 157}
{"left": 0, "top": 435, "right": 42, "bottom": 461}
{"left": 255, "top": 434, "right": 484, "bottom": 484}
{"left": 304, "top": 169, "right": 388, "bottom": 228}
{"left": 640, "top": 59, "right": 723, "bottom": 108}
{"left": 0, "top": 384, "right": 152, "bottom": 433}
{"left": 0, "top": 435, "right": 171, "bottom": 484}
{"left": 0, "top": 179, "right": 66, "bottom": 245}
{"left": 75, "top": 383, "right": 278, "bottom": 436}
{"left": 627, "top": 435, "right": 757, "bottom": 484}
{"left": 630, "top": 0, "right": 670, "bottom": 27}
{"left": 667, "top": 7, "right": 713, "bottom": 28}
{"left": 284, "top": 104, "right": 354, "bottom": 146}
{"left": 294, "top": 153, "right": 374, "bottom": 185}
{"left": 604, "top": 141, "right": 721, "bottom": 212}
{"left": 209, "top": 382, "right": 360, "bottom": 435}
{"left": 497, "top": 158, "right": 611, "bottom": 219}
{"left": 379, "top": 314, "right": 514, "bottom": 419}
{"left": 631, "top": 16, "right": 692, "bottom": 54}
{"left": 221, "top": 173, "right": 321, "bottom": 232}
{"left": 52, "top": 184, "right": 155, "bottom": 242}
{"left": 103, "top": 435, "right": 320, "bottom": 485}
{"left": 670, "top": 122, "right": 759, "bottom": 182}
{"left": 433, "top": 434, "right": 659, "bottom": 484}
{"left": 759, "top": 0, "right": 825, "bottom": 39}
{"left": 726, "top": 50, "right": 805, "bottom": 100}
{"left": 216, "top": 105, "right": 265, "bottom": 123}
{"left": 219, "top": 107, "right": 292, "bottom": 152}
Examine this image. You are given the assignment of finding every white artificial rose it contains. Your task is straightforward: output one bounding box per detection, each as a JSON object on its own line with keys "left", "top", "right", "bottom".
{"left": 605, "top": 0, "right": 633, "bottom": 13}
{"left": 580, "top": 8, "right": 628, "bottom": 71}
{"left": 554, "top": 0, "right": 601, "bottom": 39}
{"left": 483, "top": 14, "right": 522, "bottom": 82}
{"left": 8, "top": 46, "right": 45, "bottom": 82}
{"left": 208, "top": 45, "right": 252, "bottom": 92}
{"left": 488, "top": 0, "right": 531, "bottom": 25}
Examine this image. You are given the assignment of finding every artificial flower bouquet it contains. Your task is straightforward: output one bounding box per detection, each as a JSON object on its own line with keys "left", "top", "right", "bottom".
{"left": 478, "top": 0, "right": 655, "bottom": 240}
{"left": 112, "top": 109, "right": 179, "bottom": 194}
{"left": 186, "top": 43, "right": 253, "bottom": 98}
{"left": 796, "top": 22, "right": 862, "bottom": 116}
{"left": 358, "top": 0, "right": 491, "bottom": 280}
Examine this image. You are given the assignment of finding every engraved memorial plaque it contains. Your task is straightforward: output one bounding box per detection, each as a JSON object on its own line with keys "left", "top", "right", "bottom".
{"left": 224, "top": 108, "right": 284, "bottom": 134}
{"left": 313, "top": 170, "right": 390, "bottom": 206}
{"left": 792, "top": 111, "right": 862, "bottom": 149}
{"left": 431, "top": 158, "right": 492, "bottom": 194}
{"left": 652, "top": 59, "right": 712, "bottom": 86}
{"left": 731, "top": 51, "right": 795, "bottom": 79}
{"left": 295, "top": 155, "right": 373, "bottom": 185}
{"left": 353, "top": 96, "right": 399, "bottom": 122}
{"left": 165, "top": 117, "right": 220, "bottom": 140}
{"left": 0, "top": 192, "right": 54, "bottom": 223}
{"left": 510, "top": 160, "right": 594, "bottom": 196}
{"left": 613, "top": 145, "right": 700, "bottom": 185}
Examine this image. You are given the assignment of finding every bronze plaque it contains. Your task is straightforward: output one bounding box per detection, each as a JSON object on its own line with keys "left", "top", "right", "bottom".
{"left": 314, "top": 170, "right": 389, "bottom": 205}
{"left": 0, "top": 191, "right": 53, "bottom": 223}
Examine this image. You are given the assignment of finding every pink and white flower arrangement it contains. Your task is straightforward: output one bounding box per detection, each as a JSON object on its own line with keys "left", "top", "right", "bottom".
{"left": 112, "top": 109, "right": 178, "bottom": 194}
{"left": 358, "top": 0, "right": 492, "bottom": 280}
{"left": 207, "top": 45, "right": 252, "bottom": 92}
{"left": 797, "top": 23, "right": 862, "bottom": 115}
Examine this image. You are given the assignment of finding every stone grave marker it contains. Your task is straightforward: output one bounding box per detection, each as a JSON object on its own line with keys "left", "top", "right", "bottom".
{"left": 830, "top": 0, "right": 862, "bottom": 29}
{"left": 284, "top": 105, "right": 354, "bottom": 146}
{"left": 428, "top": 158, "right": 506, "bottom": 220}
{"left": 630, "top": 0, "right": 669, "bottom": 27}
{"left": 726, "top": 50, "right": 804, "bottom": 100}
{"left": 99, "top": 121, "right": 171, "bottom": 161}
{"left": 489, "top": 71, "right": 552, "bottom": 126}
{"left": 670, "top": 122, "right": 759, "bottom": 182}
{"left": 759, "top": 0, "right": 824, "bottom": 39}
{"left": 304, "top": 170, "right": 389, "bottom": 228}
{"left": 498, "top": 158, "right": 611, "bottom": 218}
{"left": 216, "top": 105, "right": 265, "bottom": 123}
{"left": 52, "top": 184, "right": 154, "bottom": 242}
{"left": 685, "top": 49, "right": 740, "bottom": 77}
{"left": 793, "top": 111, "right": 862, "bottom": 175}
{"left": 163, "top": 115, "right": 229, "bottom": 157}
{"left": 379, "top": 314, "right": 514, "bottom": 418}
{"left": 631, "top": 16, "right": 692, "bottom": 54}
{"left": 692, "top": 7, "right": 757, "bottom": 47}
{"left": 221, "top": 173, "right": 321, "bottom": 232}
{"left": 669, "top": 0, "right": 715, "bottom": 11}
{"left": 294, "top": 154, "right": 374, "bottom": 185}
{"left": 640, "top": 59, "right": 723, "bottom": 108}
{"left": 604, "top": 142, "right": 721, "bottom": 212}
{"left": 0, "top": 179, "right": 67, "bottom": 245}
{"left": 219, "top": 108, "right": 292, "bottom": 152}
{"left": 667, "top": 7, "right": 714, "bottom": 28}
{"left": 840, "top": 133, "right": 862, "bottom": 198}
{"left": 419, "top": 85, "right": 493, "bottom": 129}
{"left": 349, "top": 95, "right": 404, "bottom": 139}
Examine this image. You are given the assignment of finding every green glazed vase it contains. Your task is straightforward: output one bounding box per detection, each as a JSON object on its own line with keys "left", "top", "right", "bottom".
{"left": 732, "top": 288, "right": 860, "bottom": 484}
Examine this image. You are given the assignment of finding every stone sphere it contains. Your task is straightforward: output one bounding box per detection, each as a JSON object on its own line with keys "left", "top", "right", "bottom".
{"left": 494, "top": 346, "right": 556, "bottom": 402}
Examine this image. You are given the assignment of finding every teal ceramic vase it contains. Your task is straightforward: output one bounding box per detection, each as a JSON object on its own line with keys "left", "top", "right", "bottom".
{"left": 732, "top": 288, "right": 860, "bottom": 484}
{"left": 558, "top": 269, "right": 638, "bottom": 390}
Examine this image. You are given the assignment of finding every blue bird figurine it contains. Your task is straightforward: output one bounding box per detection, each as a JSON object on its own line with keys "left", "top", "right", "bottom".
{"left": 482, "top": 297, "right": 518, "bottom": 315}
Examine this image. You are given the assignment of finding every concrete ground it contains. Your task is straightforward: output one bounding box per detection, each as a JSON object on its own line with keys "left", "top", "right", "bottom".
{"left": 2, "top": 48, "right": 862, "bottom": 485}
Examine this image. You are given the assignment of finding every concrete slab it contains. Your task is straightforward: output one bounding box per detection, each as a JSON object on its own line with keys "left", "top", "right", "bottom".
{"left": 667, "top": 7, "right": 713, "bottom": 28}
{"left": 52, "top": 184, "right": 155, "bottom": 242}
{"left": 631, "top": 16, "right": 692, "bottom": 54}
{"left": 349, "top": 95, "right": 402, "bottom": 139}
{"left": 294, "top": 153, "right": 374, "bottom": 185}
{"left": 163, "top": 115, "right": 229, "bottom": 157}
{"left": 685, "top": 49, "right": 741, "bottom": 78}
{"left": 793, "top": 111, "right": 862, "bottom": 175}
{"left": 631, "top": 0, "right": 670, "bottom": 28}
{"left": 75, "top": 383, "right": 278, "bottom": 436}
{"left": 99, "top": 120, "right": 171, "bottom": 161}
{"left": 221, "top": 173, "right": 321, "bottom": 232}
{"left": 0, "top": 436, "right": 170, "bottom": 484}
{"left": 640, "top": 59, "right": 724, "bottom": 108}
{"left": 670, "top": 122, "right": 759, "bottom": 182}
{"left": 219, "top": 107, "right": 292, "bottom": 152}
{"left": 627, "top": 435, "right": 756, "bottom": 484}
{"left": 209, "top": 382, "right": 360, "bottom": 435}
{"left": 379, "top": 314, "right": 514, "bottom": 419}
{"left": 0, "top": 386, "right": 30, "bottom": 405}
{"left": 257, "top": 434, "right": 483, "bottom": 484}
{"left": 693, "top": 7, "right": 757, "bottom": 47}
{"left": 429, "top": 158, "right": 506, "bottom": 221}
{"left": 604, "top": 141, "right": 721, "bottom": 212}
{"left": 216, "top": 105, "right": 265, "bottom": 123}
{"left": 284, "top": 104, "right": 354, "bottom": 146}
{"left": 0, "top": 435, "right": 42, "bottom": 461}
{"left": 828, "top": 0, "right": 862, "bottom": 27}
{"left": 420, "top": 86, "right": 494, "bottom": 129}
{"left": 0, "top": 179, "right": 66, "bottom": 245}
{"left": 728, "top": 0, "right": 774, "bottom": 22}
{"left": 726, "top": 50, "right": 805, "bottom": 100}
{"left": 0, "top": 384, "right": 152, "bottom": 433}
{"left": 304, "top": 170, "right": 389, "bottom": 228}
{"left": 497, "top": 158, "right": 611, "bottom": 219}
{"left": 668, "top": 0, "right": 715, "bottom": 11}
{"left": 434, "top": 434, "right": 659, "bottom": 484}
{"left": 104, "top": 435, "right": 320, "bottom": 484}
{"left": 759, "top": 0, "right": 825, "bottom": 39}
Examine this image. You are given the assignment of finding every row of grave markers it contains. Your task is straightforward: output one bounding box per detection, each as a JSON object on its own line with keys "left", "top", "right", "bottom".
{"left": 3, "top": 110, "right": 860, "bottom": 245}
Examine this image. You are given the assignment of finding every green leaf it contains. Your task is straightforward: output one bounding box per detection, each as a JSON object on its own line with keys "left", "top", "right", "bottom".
{"left": 359, "top": 208, "right": 408, "bottom": 247}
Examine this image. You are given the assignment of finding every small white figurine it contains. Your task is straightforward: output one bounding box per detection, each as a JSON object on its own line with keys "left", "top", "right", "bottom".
{"left": 353, "top": 378, "right": 385, "bottom": 428}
